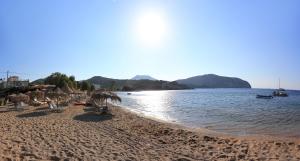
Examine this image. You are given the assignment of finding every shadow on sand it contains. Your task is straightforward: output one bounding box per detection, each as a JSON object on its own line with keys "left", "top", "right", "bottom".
{"left": 0, "top": 107, "right": 27, "bottom": 113}
{"left": 17, "top": 111, "right": 48, "bottom": 118}
{"left": 35, "top": 106, "right": 50, "bottom": 111}
{"left": 73, "top": 112, "right": 113, "bottom": 122}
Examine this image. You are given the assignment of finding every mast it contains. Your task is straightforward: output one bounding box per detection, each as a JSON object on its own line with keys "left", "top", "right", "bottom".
{"left": 279, "top": 78, "right": 281, "bottom": 89}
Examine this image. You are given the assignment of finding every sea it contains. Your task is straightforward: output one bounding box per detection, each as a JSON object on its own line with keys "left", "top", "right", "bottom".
{"left": 116, "top": 89, "right": 300, "bottom": 138}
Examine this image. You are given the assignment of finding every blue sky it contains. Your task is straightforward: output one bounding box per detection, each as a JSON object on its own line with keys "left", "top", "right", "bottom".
{"left": 1, "top": 0, "right": 299, "bottom": 89}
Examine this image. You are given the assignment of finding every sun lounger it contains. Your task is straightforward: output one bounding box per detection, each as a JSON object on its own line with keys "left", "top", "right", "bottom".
{"left": 90, "top": 101, "right": 109, "bottom": 114}
{"left": 15, "top": 101, "right": 28, "bottom": 111}
{"left": 48, "top": 101, "right": 65, "bottom": 113}
{"left": 31, "top": 97, "right": 44, "bottom": 106}
{"left": 45, "top": 97, "right": 51, "bottom": 102}
{"left": 48, "top": 103, "right": 54, "bottom": 109}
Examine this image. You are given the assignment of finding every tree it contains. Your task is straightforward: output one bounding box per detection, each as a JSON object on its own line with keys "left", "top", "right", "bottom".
{"left": 91, "top": 84, "right": 95, "bottom": 91}
{"left": 122, "top": 86, "right": 133, "bottom": 91}
{"left": 44, "top": 72, "right": 77, "bottom": 90}
{"left": 80, "top": 81, "right": 91, "bottom": 91}
{"left": 69, "top": 76, "right": 75, "bottom": 82}
{"left": 69, "top": 76, "right": 76, "bottom": 89}
{"left": 109, "top": 81, "right": 116, "bottom": 91}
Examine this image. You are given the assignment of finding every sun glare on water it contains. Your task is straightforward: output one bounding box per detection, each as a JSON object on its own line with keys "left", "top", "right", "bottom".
{"left": 135, "top": 11, "right": 168, "bottom": 46}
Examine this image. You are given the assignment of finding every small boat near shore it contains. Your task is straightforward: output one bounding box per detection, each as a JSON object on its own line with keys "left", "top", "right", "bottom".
{"left": 256, "top": 95, "right": 273, "bottom": 99}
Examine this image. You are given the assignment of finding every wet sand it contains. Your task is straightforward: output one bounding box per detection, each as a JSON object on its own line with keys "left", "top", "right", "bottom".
{"left": 0, "top": 105, "right": 300, "bottom": 161}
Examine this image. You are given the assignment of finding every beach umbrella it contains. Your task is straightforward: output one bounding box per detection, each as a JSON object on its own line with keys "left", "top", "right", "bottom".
{"left": 8, "top": 93, "right": 30, "bottom": 104}
{"left": 91, "top": 91, "right": 121, "bottom": 107}
{"left": 46, "top": 87, "right": 68, "bottom": 106}
{"left": 46, "top": 87, "right": 66, "bottom": 98}
{"left": 26, "top": 89, "right": 45, "bottom": 101}
{"left": 62, "top": 84, "right": 73, "bottom": 94}
{"left": 108, "top": 91, "right": 122, "bottom": 103}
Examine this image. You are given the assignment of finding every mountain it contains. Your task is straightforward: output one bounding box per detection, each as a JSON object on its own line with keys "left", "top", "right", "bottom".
{"left": 30, "top": 78, "right": 45, "bottom": 85}
{"left": 131, "top": 75, "right": 156, "bottom": 80}
{"left": 87, "top": 76, "right": 189, "bottom": 91}
{"left": 31, "top": 73, "right": 251, "bottom": 91}
{"left": 176, "top": 74, "right": 251, "bottom": 88}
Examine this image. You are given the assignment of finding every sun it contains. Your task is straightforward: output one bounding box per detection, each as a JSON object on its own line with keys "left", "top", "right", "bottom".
{"left": 135, "top": 11, "right": 168, "bottom": 46}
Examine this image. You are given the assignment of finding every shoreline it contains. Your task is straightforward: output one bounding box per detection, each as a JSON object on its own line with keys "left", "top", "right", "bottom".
{"left": 0, "top": 104, "right": 300, "bottom": 160}
{"left": 115, "top": 103, "right": 300, "bottom": 142}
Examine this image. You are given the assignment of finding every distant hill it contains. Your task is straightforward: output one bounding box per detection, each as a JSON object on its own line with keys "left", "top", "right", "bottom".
{"left": 131, "top": 75, "right": 156, "bottom": 80}
{"left": 32, "top": 73, "right": 251, "bottom": 91}
{"left": 176, "top": 74, "right": 251, "bottom": 88}
{"left": 87, "top": 76, "right": 189, "bottom": 91}
{"left": 86, "top": 76, "right": 125, "bottom": 89}
{"left": 30, "top": 78, "right": 45, "bottom": 85}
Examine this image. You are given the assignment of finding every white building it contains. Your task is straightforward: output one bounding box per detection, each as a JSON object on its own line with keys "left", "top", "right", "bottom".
{"left": 0, "top": 76, "right": 29, "bottom": 89}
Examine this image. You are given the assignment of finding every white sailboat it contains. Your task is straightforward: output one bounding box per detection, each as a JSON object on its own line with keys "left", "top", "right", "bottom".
{"left": 273, "top": 78, "right": 288, "bottom": 97}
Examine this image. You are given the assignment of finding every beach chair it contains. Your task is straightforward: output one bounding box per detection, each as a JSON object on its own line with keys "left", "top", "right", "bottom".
{"left": 48, "top": 103, "right": 54, "bottom": 109}
{"left": 95, "top": 105, "right": 109, "bottom": 114}
{"left": 0, "top": 98, "right": 5, "bottom": 106}
{"left": 15, "top": 101, "right": 28, "bottom": 111}
{"left": 31, "top": 97, "right": 43, "bottom": 106}
{"left": 45, "top": 97, "right": 51, "bottom": 102}
{"left": 101, "top": 106, "right": 109, "bottom": 114}
{"left": 48, "top": 101, "right": 65, "bottom": 113}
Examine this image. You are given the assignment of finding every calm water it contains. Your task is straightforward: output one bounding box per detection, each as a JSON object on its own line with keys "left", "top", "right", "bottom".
{"left": 116, "top": 89, "right": 300, "bottom": 138}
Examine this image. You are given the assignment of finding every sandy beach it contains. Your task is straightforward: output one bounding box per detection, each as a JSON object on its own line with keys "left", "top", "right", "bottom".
{"left": 0, "top": 105, "right": 299, "bottom": 161}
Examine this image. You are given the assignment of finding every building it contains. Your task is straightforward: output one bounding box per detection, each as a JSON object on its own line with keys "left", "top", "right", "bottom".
{"left": 7, "top": 76, "right": 19, "bottom": 82}
{"left": 0, "top": 76, "right": 29, "bottom": 89}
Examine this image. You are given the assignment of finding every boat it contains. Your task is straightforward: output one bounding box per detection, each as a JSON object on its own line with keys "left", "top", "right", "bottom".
{"left": 127, "top": 93, "right": 132, "bottom": 95}
{"left": 273, "top": 79, "right": 288, "bottom": 97}
{"left": 273, "top": 89, "right": 288, "bottom": 97}
{"left": 256, "top": 95, "right": 273, "bottom": 99}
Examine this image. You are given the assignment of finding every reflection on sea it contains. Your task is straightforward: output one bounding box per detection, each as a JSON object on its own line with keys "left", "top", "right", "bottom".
{"left": 116, "top": 89, "right": 300, "bottom": 138}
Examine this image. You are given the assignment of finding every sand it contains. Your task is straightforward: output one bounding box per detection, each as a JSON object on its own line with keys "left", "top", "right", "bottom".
{"left": 0, "top": 105, "right": 299, "bottom": 161}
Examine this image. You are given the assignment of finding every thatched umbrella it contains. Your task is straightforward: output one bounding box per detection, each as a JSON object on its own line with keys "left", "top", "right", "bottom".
{"left": 26, "top": 89, "right": 45, "bottom": 101}
{"left": 90, "top": 91, "right": 121, "bottom": 108}
{"left": 62, "top": 84, "right": 73, "bottom": 94}
{"left": 46, "top": 87, "right": 65, "bottom": 96}
{"left": 46, "top": 87, "right": 68, "bottom": 107}
{"left": 8, "top": 93, "right": 30, "bottom": 107}
{"left": 8, "top": 93, "right": 30, "bottom": 103}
